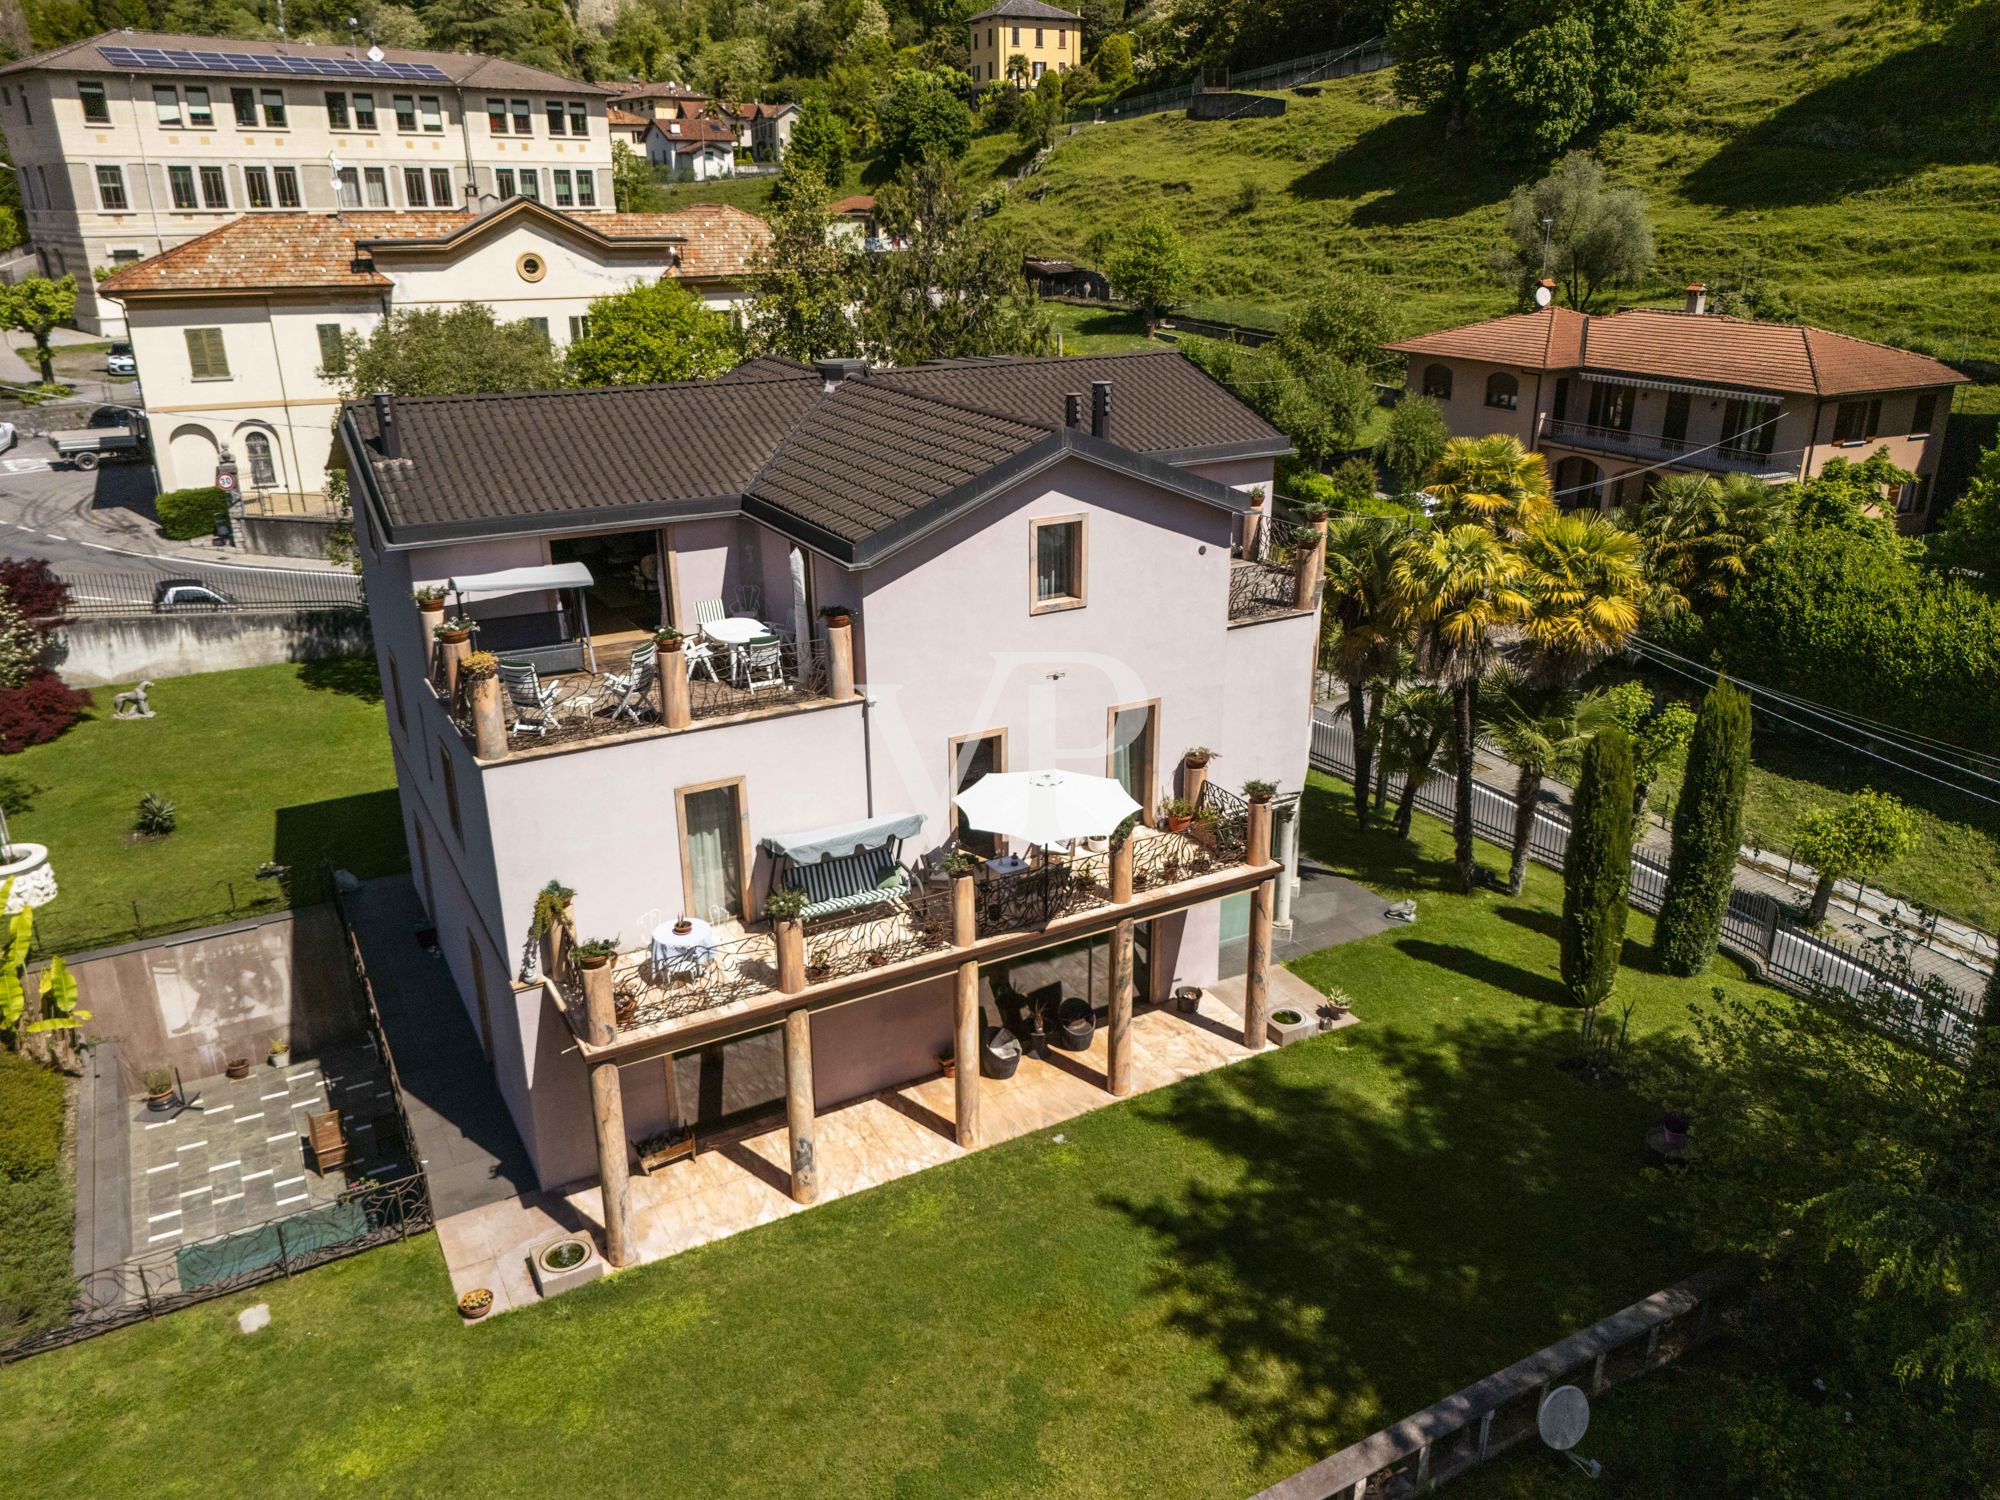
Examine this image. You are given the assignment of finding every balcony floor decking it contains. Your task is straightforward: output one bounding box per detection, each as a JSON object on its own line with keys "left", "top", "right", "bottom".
{"left": 437, "top": 979, "right": 1340, "bottom": 1316}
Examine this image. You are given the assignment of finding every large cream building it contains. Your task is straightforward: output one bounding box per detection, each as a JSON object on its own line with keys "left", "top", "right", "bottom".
{"left": 0, "top": 30, "right": 619, "bottom": 332}
{"left": 98, "top": 198, "right": 770, "bottom": 499}
{"left": 967, "top": 0, "right": 1083, "bottom": 87}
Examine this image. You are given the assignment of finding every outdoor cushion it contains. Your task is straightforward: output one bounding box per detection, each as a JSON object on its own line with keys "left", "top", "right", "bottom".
{"left": 788, "top": 845, "right": 911, "bottom": 921}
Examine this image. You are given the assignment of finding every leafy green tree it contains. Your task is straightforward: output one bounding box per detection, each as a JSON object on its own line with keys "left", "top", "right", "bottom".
{"left": 1560, "top": 722, "right": 1633, "bottom": 1027}
{"left": 1093, "top": 32, "right": 1135, "bottom": 89}
{"left": 1600, "top": 680, "right": 1696, "bottom": 821}
{"left": 1792, "top": 789, "right": 1921, "bottom": 927}
{"left": 1422, "top": 433, "right": 1553, "bottom": 536}
{"left": 1629, "top": 471, "right": 1792, "bottom": 618}
{"left": 606, "top": 2, "right": 675, "bottom": 81}
{"left": 1382, "top": 394, "right": 1449, "bottom": 496}
{"left": 1273, "top": 273, "right": 1402, "bottom": 381}
{"left": 328, "top": 303, "right": 564, "bottom": 399}
{"left": 1655, "top": 676, "right": 1751, "bottom": 975}
{"left": 0, "top": 276, "right": 75, "bottom": 385}
{"left": 876, "top": 66, "right": 973, "bottom": 174}
{"left": 1513, "top": 510, "right": 1646, "bottom": 686}
{"left": 1490, "top": 151, "right": 1654, "bottom": 311}
{"left": 1379, "top": 682, "right": 1454, "bottom": 838}
{"left": 1322, "top": 518, "right": 1406, "bottom": 831}
{"left": 1483, "top": 676, "right": 1620, "bottom": 895}
{"left": 1109, "top": 215, "right": 1193, "bottom": 332}
{"left": 1932, "top": 438, "right": 2000, "bottom": 584}
{"left": 424, "top": 0, "right": 585, "bottom": 75}
{"left": 1466, "top": 16, "right": 1597, "bottom": 161}
{"left": 857, "top": 156, "right": 1050, "bottom": 364}
{"left": 563, "top": 279, "right": 740, "bottom": 388}
{"left": 785, "top": 94, "right": 849, "bottom": 189}
{"left": 747, "top": 166, "right": 862, "bottom": 361}
{"left": 611, "top": 141, "right": 668, "bottom": 212}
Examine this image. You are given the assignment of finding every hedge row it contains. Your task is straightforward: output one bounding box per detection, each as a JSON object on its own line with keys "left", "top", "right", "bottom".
{"left": 154, "top": 486, "right": 229, "bottom": 541}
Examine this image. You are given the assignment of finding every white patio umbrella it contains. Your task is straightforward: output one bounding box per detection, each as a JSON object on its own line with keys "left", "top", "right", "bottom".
{"left": 955, "top": 770, "right": 1141, "bottom": 848}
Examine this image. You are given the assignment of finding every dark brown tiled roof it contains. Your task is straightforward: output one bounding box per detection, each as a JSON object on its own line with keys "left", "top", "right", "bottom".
{"left": 342, "top": 352, "right": 1282, "bottom": 558}
{"left": 1387, "top": 306, "right": 1964, "bottom": 397}
{"left": 0, "top": 29, "right": 614, "bottom": 93}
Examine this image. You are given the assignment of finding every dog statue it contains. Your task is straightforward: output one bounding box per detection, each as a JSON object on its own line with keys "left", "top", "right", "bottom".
{"left": 112, "top": 679, "right": 155, "bottom": 720}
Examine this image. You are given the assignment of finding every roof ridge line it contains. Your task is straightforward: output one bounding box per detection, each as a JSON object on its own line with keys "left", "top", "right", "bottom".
{"left": 1797, "top": 326, "right": 1824, "bottom": 396}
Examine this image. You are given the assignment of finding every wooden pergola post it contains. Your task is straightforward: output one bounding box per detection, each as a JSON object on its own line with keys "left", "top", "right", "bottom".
{"left": 1243, "top": 795, "right": 1276, "bottom": 1051}
{"left": 1293, "top": 516, "right": 1329, "bottom": 611}
{"left": 826, "top": 615, "right": 856, "bottom": 700}
{"left": 658, "top": 640, "right": 692, "bottom": 730}
{"left": 951, "top": 872, "right": 980, "bottom": 1149}
{"left": 580, "top": 962, "right": 633, "bottom": 1268}
{"left": 1107, "top": 917, "right": 1135, "bottom": 1096}
{"left": 783, "top": 1009, "right": 818, "bottom": 1204}
{"left": 1183, "top": 753, "right": 1211, "bottom": 809}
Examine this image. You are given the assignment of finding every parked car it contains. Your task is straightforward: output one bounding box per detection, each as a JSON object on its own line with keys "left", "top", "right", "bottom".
{"left": 49, "top": 406, "right": 148, "bottom": 470}
{"left": 151, "top": 578, "right": 236, "bottom": 612}
{"left": 107, "top": 343, "right": 136, "bottom": 377}
{"left": 0, "top": 421, "right": 14, "bottom": 453}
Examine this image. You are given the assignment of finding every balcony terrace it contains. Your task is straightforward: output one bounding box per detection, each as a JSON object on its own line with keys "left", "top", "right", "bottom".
{"left": 1540, "top": 418, "right": 1791, "bottom": 480}
{"left": 1229, "top": 508, "right": 1325, "bottom": 623}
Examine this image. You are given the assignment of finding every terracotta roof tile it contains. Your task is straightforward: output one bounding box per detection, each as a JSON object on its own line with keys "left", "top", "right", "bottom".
{"left": 829, "top": 195, "right": 876, "bottom": 215}
{"left": 607, "top": 106, "right": 651, "bottom": 127}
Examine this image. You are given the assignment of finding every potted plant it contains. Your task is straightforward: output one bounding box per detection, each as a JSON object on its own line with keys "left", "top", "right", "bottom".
{"left": 942, "top": 850, "right": 978, "bottom": 879}
{"left": 573, "top": 938, "right": 618, "bottom": 970}
{"left": 818, "top": 603, "right": 854, "bottom": 629}
{"left": 458, "top": 1287, "right": 494, "bottom": 1321}
{"left": 461, "top": 649, "right": 498, "bottom": 680}
{"left": 143, "top": 1067, "right": 174, "bottom": 1111}
{"left": 1183, "top": 746, "right": 1217, "bottom": 769}
{"left": 655, "top": 625, "right": 685, "bottom": 651}
{"left": 225, "top": 1055, "right": 251, "bottom": 1080}
{"left": 805, "top": 946, "right": 831, "bottom": 984}
{"left": 765, "top": 887, "right": 808, "bottom": 923}
{"left": 1267, "top": 1007, "right": 1315, "bottom": 1047}
{"left": 937, "top": 1050, "right": 956, "bottom": 1079}
{"left": 413, "top": 585, "right": 446, "bottom": 608}
{"left": 1173, "top": 985, "right": 1203, "bottom": 1015}
{"left": 635, "top": 1127, "right": 697, "bottom": 1174}
{"left": 268, "top": 1037, "right": 290, "bottom": 1068}
{"left": 1243, "top": 778, "right": 1278, "bottom": 803}
{"left": 1318, "top": 986, "right": 1354, "bottom": 1029}
{"left": 1163, "top": 796, "right": 1196, "bottom": 833}
{"left": 433, "top": 615, "right": 474, "bottom": 644}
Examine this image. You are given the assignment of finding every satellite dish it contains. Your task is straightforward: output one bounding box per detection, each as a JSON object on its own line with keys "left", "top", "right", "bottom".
{"left": 1534, "top": 283, "right": 1553, "bottom": 308}
{"left": 1538, "top": 1386, "right": 1602, "bottom": 1479}
{"left": 367, "top": 45, "right": 385, "bottom": 62}
{"left": 327, "top": 153, "right": 346, "bottom": 172}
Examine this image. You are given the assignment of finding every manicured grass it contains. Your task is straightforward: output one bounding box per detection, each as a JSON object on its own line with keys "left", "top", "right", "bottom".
{"left": 8, "top": 660, "right": 405, "bottom": 954}
{"left": 0, "top": 771, "right": 1757, "bottom": 1496}
{"left": 0, "top": 1050, "right": 72, "bottom": 1342}
{"left": 1045, "top": 302, "right": 1167, "bottom": 354}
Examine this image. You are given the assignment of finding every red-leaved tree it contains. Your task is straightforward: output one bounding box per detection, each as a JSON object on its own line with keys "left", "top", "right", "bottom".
{"left": 0, "top": 557, "right": 88, "bottom": 752}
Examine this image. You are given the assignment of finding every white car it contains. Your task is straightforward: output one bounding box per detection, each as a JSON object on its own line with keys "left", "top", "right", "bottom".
{"left": 0, "top": 422, "right": 14, "bottom": 453}
{"left": 107, "top": 345, "right": 137, "bottom": 377}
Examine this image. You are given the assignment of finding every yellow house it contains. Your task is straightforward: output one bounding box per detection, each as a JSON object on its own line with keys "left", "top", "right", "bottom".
{"left": 967, "top": 0, "right": 1083, "bottom": 88}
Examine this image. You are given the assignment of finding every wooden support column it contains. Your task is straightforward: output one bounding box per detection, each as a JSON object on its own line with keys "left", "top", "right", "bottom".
{"left": 581, "top": 962, "right": 633, "bottom": 1268}
{"left": 1241, "top": 490, "right": 1265, "bottom": 560}
{"left": 1182, "top": 753, "right": 1211, "bottom": 808}
{"left": 468, "top": 669, "right": 507, "bottom": 760}
{"left": 1110, "top": 837, "right": 1134, "bottom": 904}
{"left": 1243, "top": 795, "right": 1276, "bottom": 1051}
{"left": 658, "top": 640, "right": 691, "bottom": 730}
{"left": 661, "top": 1053, "right": 684, "bottom": 1134}
{"left": 826, "top": 615, "right": 856, "bottom": 700}
{"left": 950, "top": 872, "right": 980, "bottom": 1148}
{"left": 774, "top": 918, "right": 805, "bottom": 993}
{"left": 1293, "top": 516, "right": 1329, "bottom": 611}
{"left": 436, "top": 631, "right": 470, "bottom": 701}
{"left": 783, "top": 1008, "right": 818, "bottom": 1204}
{"left": 1107, "top": 917, "right": 1135, "bottom": 1096}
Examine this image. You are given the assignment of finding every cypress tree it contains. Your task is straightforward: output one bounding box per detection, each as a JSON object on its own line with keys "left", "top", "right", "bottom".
{"left": 1655, "top": 678, "right": 1753, "bottom": 976}
{"left": 1561, "top": 725, "right": 1634, "bottom": 1012}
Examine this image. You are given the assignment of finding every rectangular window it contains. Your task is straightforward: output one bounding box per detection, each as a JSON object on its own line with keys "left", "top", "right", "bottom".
{"left": 95, "top": 165, "right": 127, "bottom": 211}
{"left": 552, "top": 168, "right": 572, "bottom": 206}
{"left": 527, "top": 316, "right": 550, "bottom": 341}
{"left": 154, "top": 85, "right": 181, "bottom": 126}
{"left": 168, "top": 165, "right": 197, "bottom": 209}
{"left": 260, "top": 89, "right": 287, "bottom": 128}
{"left": 1012, "top": 25, "right": 1021, "bottom": 43}
{"left": 232, "top": 86, "right": 256, "bottom": 126}
{"left": 186, "top": 86, "right": 212, "bottom": 127}
{"left": 335, "top": 166, "right": 360, "bottom": 209}
{"left": 1031, "top": 515, "right": 1085, "bottom": 612}
{"left": 568, "top": 101, "right": 586, "bottom": 136}
{"left": 1721, "top": 399, "right": 1777, "bottom": 457}
{"left": 679, "top": 781, "right": 745, "bottom": 922}
{"left": 517, "top": 168, "right": 538, "bottom": 201}
{"left": 487, "top": 97, "right": 507, "bottom": 133}
{"left": 403, "top": 166, "right": 427, "bottom": 206}
{"left": 353, "top": 92, "right": 376, "bottom": 130}
{"left": 575, "top": 169, "right": 595, "bottom": 207}
{"left": 185, "top": 326, "right": 229, "bottom": 380}
{"left": 1832, "top": 398, "right": 1881, "bottom": 443}
{"left": 274, "top": 166, "right": 301, "bottom": 208}
{"left": 244, "top": 166, "right": 271, "bottom": 208}
{"left": 1108, "top": 703, "right": 1157, "bottom": 823}
{"left": 363, "top": 166, "right": 388, "bottom": 207}
{"left": 439, "top": 744, "right": 461, "bottom": 839}
{"left": 511, "top": 98, "right": 531, "bottom": 135}
{"left": 568, "top": 314, "right": 591, "bottom": 341}
{"left": 419, "top": 95, "right": 442, "bottom": 132}
{"left": 430, "top": 167, "right": 452, "bottom": 206}
{"left": 79, "top": 80, "right": 109, "bottom": 123}
{"left": 1033, "top": 60, "right": 1045, "bottom": 79}
{"left": 317, "top": 323, "right": 345, "bottom": 374}
{"left": 1036, "top": 27, "right": 1044, "bottom": 44}
{"left": 494, "top": 167, "right": 515, "bottom": 197}
{"left": 393, "top": 93, "right": 416, "bottom": 132}
{"left": 1912, "top": 392, "right": 1938, "bottom": 435}
{"left": 20, "top": 89, "right": 29, "bottom": 126}
{"left": 546, "top": 99, "right": 566, "bottom": 135}
{"left": 325, "top": 90, "right": 349, "bottom": 130}
{"left": 198, "top": 165, "right": 227, "bottom": 208}
{"left": 1586, "top": 382, "right": 1634, "bottom": 431}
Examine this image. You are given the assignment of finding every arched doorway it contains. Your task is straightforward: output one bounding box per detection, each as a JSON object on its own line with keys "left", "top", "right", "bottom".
{"left": 238, "top": 427, "right": 281, "bottom": 490}
{"left": 167, "top": 424, "right": 220, "bottom": 492}
{"left": 1553, "top": 455, "right": 1604, "bottom": 511}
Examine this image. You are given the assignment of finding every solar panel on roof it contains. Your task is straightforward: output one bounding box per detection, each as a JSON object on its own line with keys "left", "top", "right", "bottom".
{"left": 99, "top": 45, "right": 450, "bottom": 83}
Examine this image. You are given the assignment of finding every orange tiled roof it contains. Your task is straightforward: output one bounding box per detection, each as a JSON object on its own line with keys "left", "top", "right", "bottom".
{"left": 650, "top": 116, "right": 738, "bottom": 146}
{"left": 1387, "top": 305, "right": 1964, "bottom": 397}
{"left": 829, "top": 194, "right": 876, "bottom": 216}
{"left": 607, "top": 106, "right": 651, "bottom": 128}
{"left": 99, "top": 202, "right": 770, "bottom": 296}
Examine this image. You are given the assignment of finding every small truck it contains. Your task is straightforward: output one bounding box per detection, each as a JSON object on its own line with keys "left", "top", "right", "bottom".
{"left": 49, "top": 405, "right": 150, "bottom": 471}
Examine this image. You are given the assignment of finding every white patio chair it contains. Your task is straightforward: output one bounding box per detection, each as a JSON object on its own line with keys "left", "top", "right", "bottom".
{"left": 684, "top": 635, "right": 724, "bottom": 684}
{"left": 694, "top": 599, "right": 726, "bottom": 628}
{"left": 604, "top": 642, "right": 658, "bottom": 723}
{"left": 739, "top": 634, "right": 785, "bottom": 693}
{"left": 732, "top": 583, "right": 762, "bottom": 616}
{"left": 498, "top": 660, "right": 561, "bottom": 736}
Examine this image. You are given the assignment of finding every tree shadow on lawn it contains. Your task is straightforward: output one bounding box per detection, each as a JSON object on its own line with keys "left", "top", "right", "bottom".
{"left": 1494, "top": 904, "right": 1661, "bottom": 977}
{"left": 1102, "top": 1012, "right": 1687, "bottom": 1461}
{"left": 273, "top": 790, "right": 408, "bottom": 887}
{"left": 296, "top": 654, "right": 382, "bottom": 703}
{"left": 1396, "top": 938, "right": 1570, "bottom": 1008}
{"left": 1298, "top": 779, "right": 1465, "bottom": 897}
{"left": 1288, "top": 111, "right": 1506, "bottom": 227}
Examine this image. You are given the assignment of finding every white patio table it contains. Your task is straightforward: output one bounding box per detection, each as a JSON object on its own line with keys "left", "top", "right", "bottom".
{"left": 649, "top": 916, "right": 717, "bottom": 977}
{"left": 701, "top": 617, "right": 769, "bottom": 647}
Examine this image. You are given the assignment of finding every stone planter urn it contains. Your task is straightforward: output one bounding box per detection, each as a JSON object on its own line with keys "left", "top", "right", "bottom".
{"left": 529, "top": 1234, "right": 605, "bottom": 1298}
{"left": 0, "top": 843, "right": 57, "bottom": 911}
{"left": 1267, "top": 1008, "right": 1316, "bottom": 1048}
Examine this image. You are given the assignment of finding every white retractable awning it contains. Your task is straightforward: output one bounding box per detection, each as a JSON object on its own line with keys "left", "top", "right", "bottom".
{"left": 445, "top": 563, "right": 595, "bottom": 602}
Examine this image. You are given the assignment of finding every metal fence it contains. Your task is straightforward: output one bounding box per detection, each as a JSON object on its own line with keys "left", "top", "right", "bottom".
{"left": 1069, "top": 37, "right": 1393, "bottom": 124}
{"left": 1309, "top": 711, "right": 1985, "bottom": 1058}
{"left": 59, "top": 568, "right": 364, "bottom": 618}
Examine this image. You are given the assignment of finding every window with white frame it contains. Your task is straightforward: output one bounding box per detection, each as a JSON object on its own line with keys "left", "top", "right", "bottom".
{"left": 274, "top": 166, "right": 301, "bottom": 208}
{"left": 403, "top": 166, "right": 427, "bottom": 206}
{"left": 198, "top": 165, "right": 227, "bottom": 208}
{"left": 430, "top": 166, "right": 452, "bottom": 205}
{"left": 185, "top": 87, "right": 213, "bottom": 127}
{"left": 420, "top": 95, "right": 442, "bottom": 132}
{"left": 79, "top": 80, "right": 109, "bottom": 123}
{"left": 363, "top": 166, "right": 388, "bottom": 207}
{"left": 153, "top": 85, "right": 181, "bottom": 126}
{"left": 243, "top": 166, "right": 273, "bottom": 208}
{"left": 335, "top": 166, "right": 360, "bottom": 209}
{"left": 576, "top": 169, "right": 596, "bottom": 207}
{"left": 167, "top": 165, "right": 196, "bottom": 209}
{"left": 393, "top": 94, "right": 417, "bottom": 132}
{"left": 1030, "top": 515, "right": 1086, "bottom": 612}
{"left": 353, "top": 92, "right": 377, "bottom": 130}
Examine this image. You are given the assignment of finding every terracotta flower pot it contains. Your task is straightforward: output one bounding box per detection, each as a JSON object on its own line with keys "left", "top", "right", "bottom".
{"left": 458, "top": 1288, "right": 494, "bottom": 1320}
{"left": 436, "top": 627, "right": 473, "bottom": 644}
{"left": 225, "top": 1059, "right": 250, "bottom": 1080}
{"left": 1167, "top": 814, "right": 1192, "bottom": 833}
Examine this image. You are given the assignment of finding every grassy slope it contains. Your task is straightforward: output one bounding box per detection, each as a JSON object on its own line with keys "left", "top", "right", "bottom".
{"left": 0, "top": 1050, "right": 71, "bottom": 1341}
{"left": 9, "top": 661, "right": 406, "bottom": 953}
{"left": 980, "top": 0, "right": 2000, "bottom": 386}
{"left": 0, "top": 775, "right": 1763, "bottom": 1498}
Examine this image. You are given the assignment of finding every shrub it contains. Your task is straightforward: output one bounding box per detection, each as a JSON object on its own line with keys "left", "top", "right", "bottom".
{"left": 1382, "top": 394, "right": 1450, "bottom": 494}
{"left": 0, "top": 560, "right": 71, "bottom": 626}
{"left": 1561, "top": 725, "right": 1634, "bottom": 1013}
{"left": 0, "top": 1050, "right": 63, "bottom": 1181}
{"left": 135, "top": 792, "right": 177, "bottom": 836}
{"left": 154, "top": 485, "right": 229, "bottom": 540}
{"left": 1656, "top": 678, "right": 1751, "bottom": 975}
{"left": 0, "top": 672, "right": 90, "bottom": 754}
{"left": 0, "top": 1051, "right": 71, "bottom": 1338}
{"left": 765, "top": 887, "right": 809, "bottom": 920}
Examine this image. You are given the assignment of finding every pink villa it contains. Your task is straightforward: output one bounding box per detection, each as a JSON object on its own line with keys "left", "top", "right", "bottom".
{"left": 336, "top": 351, "right": 1322, "bottom": 1279}
{"left": 1386, "top": 286, "right": 1967, "bottom": 528}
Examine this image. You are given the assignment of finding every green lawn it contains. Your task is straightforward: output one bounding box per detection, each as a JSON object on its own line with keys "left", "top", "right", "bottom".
{"left": 8, "top": 660, "right": 405, "bottom": 955}
{"left": 0, "top": 1049, "right": 70, "bottom": 1343}
{"left": 0, "top": 772, "right": 1761, "bottom": 1496}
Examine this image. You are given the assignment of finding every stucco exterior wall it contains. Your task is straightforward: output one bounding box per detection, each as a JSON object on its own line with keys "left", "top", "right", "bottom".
{"left": 968, "top": 15, "right": 1082, "bottom": 86}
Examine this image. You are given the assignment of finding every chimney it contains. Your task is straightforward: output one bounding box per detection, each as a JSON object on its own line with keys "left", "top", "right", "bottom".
{"left": 1064, "top": 391, "right": 1084, "bottom": 429}
{"left": 373, "top": 392, "right": 401, "bottom": 460}
{"left": 813, "top": 356, "right": 869, "bottom": 390}
{"left": 1090, "top": 379, "right": 1111, "bottom": 440}
{"left": 1685, "top": 282, "right": 1707, "bottom": 316}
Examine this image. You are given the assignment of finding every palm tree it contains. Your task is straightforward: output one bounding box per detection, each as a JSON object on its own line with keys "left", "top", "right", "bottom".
{"left": 1321, "top": 518, "right": 1406, "bottom": 829}
{"left": 1482, "top": 675, "right": 1622, "bottom": 895}
{"left": 1515, "top": 511, "right": 1648, "bottom": 686}
{"left": 1394, "top": 524, "right": 1528, "bottom": 891}
{"left": 1379, "top": 682, "right": 1454, "bottom": 839}
{"left": 1422, "top": 435, "right": 1555, "bottom": 538}
{"left": 1627, "top": 472, "right": 1790, "bottom": 617}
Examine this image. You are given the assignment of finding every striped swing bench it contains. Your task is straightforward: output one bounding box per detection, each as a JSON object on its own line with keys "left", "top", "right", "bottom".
{"left": 785, "top": 844, "right": 913, "bottom": 924}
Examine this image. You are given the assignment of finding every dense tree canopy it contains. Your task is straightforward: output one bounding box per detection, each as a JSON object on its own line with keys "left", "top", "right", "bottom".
{"left": 747, "top": 164, "right": 863, "bottom": 361}
{"left": 563, "top": 279, "right": 740, "bottom": 387}
{"left": 875, "top": 67, "right": 974, "bottom": 175}
{"left": 328, "top": 303, "right": 564, "bottom": 398}
{"left": 1490, "top": 151, "right": 1655, "bottom": 311}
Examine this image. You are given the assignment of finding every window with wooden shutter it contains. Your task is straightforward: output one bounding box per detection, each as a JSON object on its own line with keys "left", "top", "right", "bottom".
{"left": 185, "top": 327, "right": 229, "bottom": 381}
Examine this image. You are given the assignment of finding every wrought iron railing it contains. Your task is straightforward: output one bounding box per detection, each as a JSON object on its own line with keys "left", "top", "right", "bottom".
{"left": 976, "top": 853, "right": 1116, "bottom": 937}
{"left": 1229, "top": 512, "right": 1311, "bottom": 622}
{"left": 1130, "top": 827, "right": 1235, "bottom": 892}
{"left": 611, "top": 932, "right": 781, "bottom": 1032}
{"left": 802, "top": 888, "right": 955, "bottom": 985}
{"left": 690, "top": 637, "right": 831, "bottom": 721}
{"left": 1196, "top": 782, "right": 1252, "bottom": 863}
